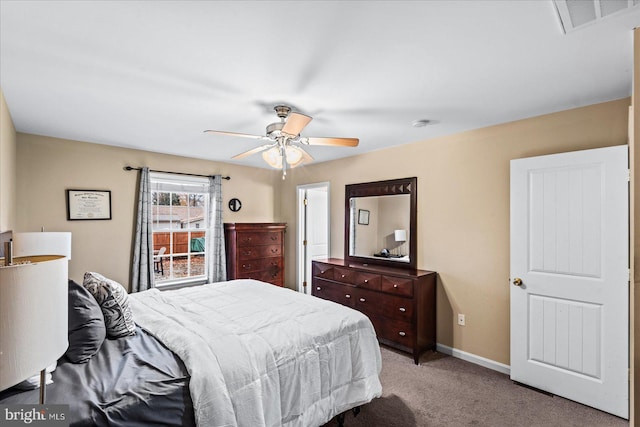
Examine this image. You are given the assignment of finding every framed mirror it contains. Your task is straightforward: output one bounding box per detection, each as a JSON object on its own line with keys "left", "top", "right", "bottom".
{"left": 345, "top": 177, "right": 417, "bottom": 270}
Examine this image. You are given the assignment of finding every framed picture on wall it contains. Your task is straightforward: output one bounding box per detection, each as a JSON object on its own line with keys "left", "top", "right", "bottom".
{"left": 358, "top": 209, "right": 370, "bottom": 225}
{"left": 66, "top": 189, "right": 112, "bottom": 220}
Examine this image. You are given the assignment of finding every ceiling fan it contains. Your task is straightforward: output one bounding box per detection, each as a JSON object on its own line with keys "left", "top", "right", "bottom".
{"left": 204, "top": 105, "right": 359, "bottom": 178}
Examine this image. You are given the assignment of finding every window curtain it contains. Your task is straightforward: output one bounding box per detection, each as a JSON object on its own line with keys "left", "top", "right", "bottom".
{"left": 207, "top": 175, "right": 226, "bottom": 282}
{"left": 131, "top": 167, "right": 154, "bottom": 292}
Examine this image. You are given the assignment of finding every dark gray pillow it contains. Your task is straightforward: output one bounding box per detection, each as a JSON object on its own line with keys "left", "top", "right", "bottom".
{"left": 82, "top": 272, "right": 136, "bottom": 338}
{"left": 67, "top": 279, "right": 106, "bottom": 363}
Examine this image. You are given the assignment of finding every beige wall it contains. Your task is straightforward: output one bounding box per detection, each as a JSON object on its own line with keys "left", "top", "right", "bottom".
{"left": 280, "top": 98, "right": 630, "bottom": 365}
{"left": 0, "top": 89, "right": 17, "bottom": 231}
{"left": 15, "top": 133, "right": 280, "bottom": 289}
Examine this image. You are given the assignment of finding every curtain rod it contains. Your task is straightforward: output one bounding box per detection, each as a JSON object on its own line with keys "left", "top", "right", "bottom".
{"left": 124, "top": 166, "right": 230, "bottom": 180}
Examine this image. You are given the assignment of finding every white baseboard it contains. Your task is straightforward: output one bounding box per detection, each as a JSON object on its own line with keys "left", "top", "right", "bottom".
{"left": 436, "top": 343, "right": 511, "bottom": 375}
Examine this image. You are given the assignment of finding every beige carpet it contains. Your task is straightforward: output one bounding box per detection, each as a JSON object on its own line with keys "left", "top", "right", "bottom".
{"left": 323, "top": 346, "right": 628, "bottom": 427}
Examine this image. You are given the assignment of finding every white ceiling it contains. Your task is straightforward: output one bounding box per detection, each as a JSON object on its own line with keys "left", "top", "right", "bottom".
{"left": 1, "top": 1, "right": 639, "bottom": 169}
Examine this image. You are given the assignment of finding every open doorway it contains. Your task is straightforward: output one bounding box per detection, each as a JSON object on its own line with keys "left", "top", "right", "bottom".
{"left": 296, "top": 182, "right": 330, "bottom": 294}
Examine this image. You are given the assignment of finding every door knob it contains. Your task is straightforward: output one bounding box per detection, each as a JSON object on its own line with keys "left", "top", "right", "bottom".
{"left": 512, "top": 277, "right": 523, "bottom": 286}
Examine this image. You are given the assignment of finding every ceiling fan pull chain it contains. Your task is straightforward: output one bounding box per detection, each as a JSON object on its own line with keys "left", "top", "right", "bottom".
{"left": 282, "top": 141, "right": 288, "bottom": 180}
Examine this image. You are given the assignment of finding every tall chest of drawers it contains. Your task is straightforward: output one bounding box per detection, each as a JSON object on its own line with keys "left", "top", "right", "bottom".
{"left": 312, "top": 258, "right": 436, "bottom": 364}
{"left": 224, "top": 223, "right": 286, "bottom": 287}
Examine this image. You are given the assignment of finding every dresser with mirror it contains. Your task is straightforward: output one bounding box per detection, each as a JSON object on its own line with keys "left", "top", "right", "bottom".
{"left": 312, "top": 177, "right": 436, "bottom": 364}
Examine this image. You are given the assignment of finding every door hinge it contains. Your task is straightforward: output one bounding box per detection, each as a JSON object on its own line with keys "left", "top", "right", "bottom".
{"left": 303, "top": 281, "right": 307, "bottom": 288}
{"left": 304, "top": 198, "right": 308, "bottom": 206}
{"left": 303, "top": 239, "right": 307, "bottom": 246}
{"left": 628, "top": 169, "right": 631, "bottom": 182}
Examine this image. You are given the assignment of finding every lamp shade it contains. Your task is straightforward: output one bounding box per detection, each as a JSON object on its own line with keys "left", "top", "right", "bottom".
{"left": 262, "top": 146, "right": 305, "bottom": 169}
{"left": 262, "top": 147, "right": 283, "bottom": 169}
{"left": 13, "top": 232, "right": 72, "bottom": 260}
{"left": 0, "top": 256, "right": 69, "bottom": 390}
{"left": 394, "top": 229, "right": 407, "bottom": 242}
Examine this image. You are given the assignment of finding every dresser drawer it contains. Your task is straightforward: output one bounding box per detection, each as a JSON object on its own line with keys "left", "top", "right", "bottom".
{"left": 238, "top": 244, "right": 282, "bottom": 260}
{"left": 333, "top": 267, "right": 355, "bottom": 284}
{"left": 312, "top": 279, "right": 356, "bottom": 308}
{"left": 237, "top": 258, "right": 281, "bottom": 273}
{"left": 381, "top": 275, "right": 414, "bottom": 297}
{"left": 312, "top": 262, "right": 334, "bottom": 280}
{"left": 355, "top": 287, "right": 414, "bottom": 322}
{"left": 354, "top": 272, "right": 381, "bottom": 291}
{"left": 374, "top": 317, "right": 415, "bottom": 349}
{"left": 237, "top": 232, "right": 282, "bottom": 246}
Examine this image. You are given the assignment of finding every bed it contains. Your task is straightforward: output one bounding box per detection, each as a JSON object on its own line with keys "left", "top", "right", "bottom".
{"left": 0, "top": 278, "right": 382, "bottom": 426}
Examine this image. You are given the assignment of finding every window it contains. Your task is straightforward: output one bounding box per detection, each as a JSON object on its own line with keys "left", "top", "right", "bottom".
{"left": 150, "top": 172, "right": 210, "bottom": 287}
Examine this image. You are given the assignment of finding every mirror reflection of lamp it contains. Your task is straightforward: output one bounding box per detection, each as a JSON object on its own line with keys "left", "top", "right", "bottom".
{"left": 394, "top": 229, "right": 407, "bottom": 256}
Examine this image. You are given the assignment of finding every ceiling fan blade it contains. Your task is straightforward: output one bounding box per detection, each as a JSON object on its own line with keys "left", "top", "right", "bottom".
{"left": 281, "top": 112, "right": 312, "bottom": 136}
{"left": 231, "top": 144, "right": 273, "bottom": 160}
{"left": 204, "top": 130, "right": 266, "bottom": 140}
{"left": 297, "top": 146, "right": 314, "bottom": 164}
{"left": 304, "top": 137, "right": 359, "bottom": 147}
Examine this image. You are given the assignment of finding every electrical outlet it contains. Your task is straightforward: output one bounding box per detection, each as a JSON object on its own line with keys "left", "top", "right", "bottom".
{"left": 457, "top": 313, "right": 465, "bottom": 326}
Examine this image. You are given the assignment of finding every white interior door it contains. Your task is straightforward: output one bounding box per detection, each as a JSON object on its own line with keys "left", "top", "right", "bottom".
{"left": 297, "top": 183, "right": 329, "bottom": 294}
{"left": 510, "top": 145, "right": 628, "bottom": 419}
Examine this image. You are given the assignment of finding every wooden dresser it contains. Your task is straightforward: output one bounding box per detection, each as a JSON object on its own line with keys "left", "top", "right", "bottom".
{"left": 312, "top": 258, "right": 436, "bottom": 364}
{"left": 224, "top": 223, "right": 286, "bottom": 287}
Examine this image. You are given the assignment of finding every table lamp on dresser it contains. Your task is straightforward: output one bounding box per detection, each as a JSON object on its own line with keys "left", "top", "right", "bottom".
{"left": 394, "top": 229, "right": 407, "bottom": 256}
{"left": 0, "top": 231, "right": 71, "bottom": 404}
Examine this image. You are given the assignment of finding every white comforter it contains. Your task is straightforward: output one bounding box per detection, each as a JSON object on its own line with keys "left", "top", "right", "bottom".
{"left": 128, "top": 279, "right": 382, "bottom": 427}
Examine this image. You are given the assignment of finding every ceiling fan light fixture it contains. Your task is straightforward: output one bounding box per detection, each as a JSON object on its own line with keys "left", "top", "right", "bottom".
{"left": 285, "top": 146, "right": 304, "bottom": 167}
{"left": 261, "top": 145, "right": 305, "bottom": 169}
{"left": 262, "top": 147, "right": 283, "bottom": 169}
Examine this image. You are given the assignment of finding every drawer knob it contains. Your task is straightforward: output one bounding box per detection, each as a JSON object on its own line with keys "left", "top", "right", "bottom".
{"left": 393, "top": 284, "right": 398, "bottom": 288}
{"left": 398, "top": 331, "right": 406, "bottom": 337}
{"left": 345, "top": 294, "right": 351, "bottom": 298}
{"left": 359, "top": 298, "right": 366, "bottom": 302}
{"left": 364, "top": 279, "right": 368, "bottom": 283}
{"left": 316, "top": 286, "right": 321, "bottom": 291}
{"left": 341, "top": 274, "right": 345, "bottom": 278}
{"left": 271, "top": 236, "right": 277, "bottom": 240}
{"left": 321, "top": 270, "right": 326, "bottom": 274}
{"left": 399, "top": 307, "right": 406, "bottom": 312}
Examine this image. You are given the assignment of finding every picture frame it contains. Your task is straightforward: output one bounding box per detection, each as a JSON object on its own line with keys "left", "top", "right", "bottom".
{"left": 358, "top": 209, "right": 370, "bottom": 225}
{"left": 66, "top": 189, "right": 112, "bottom": 220}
